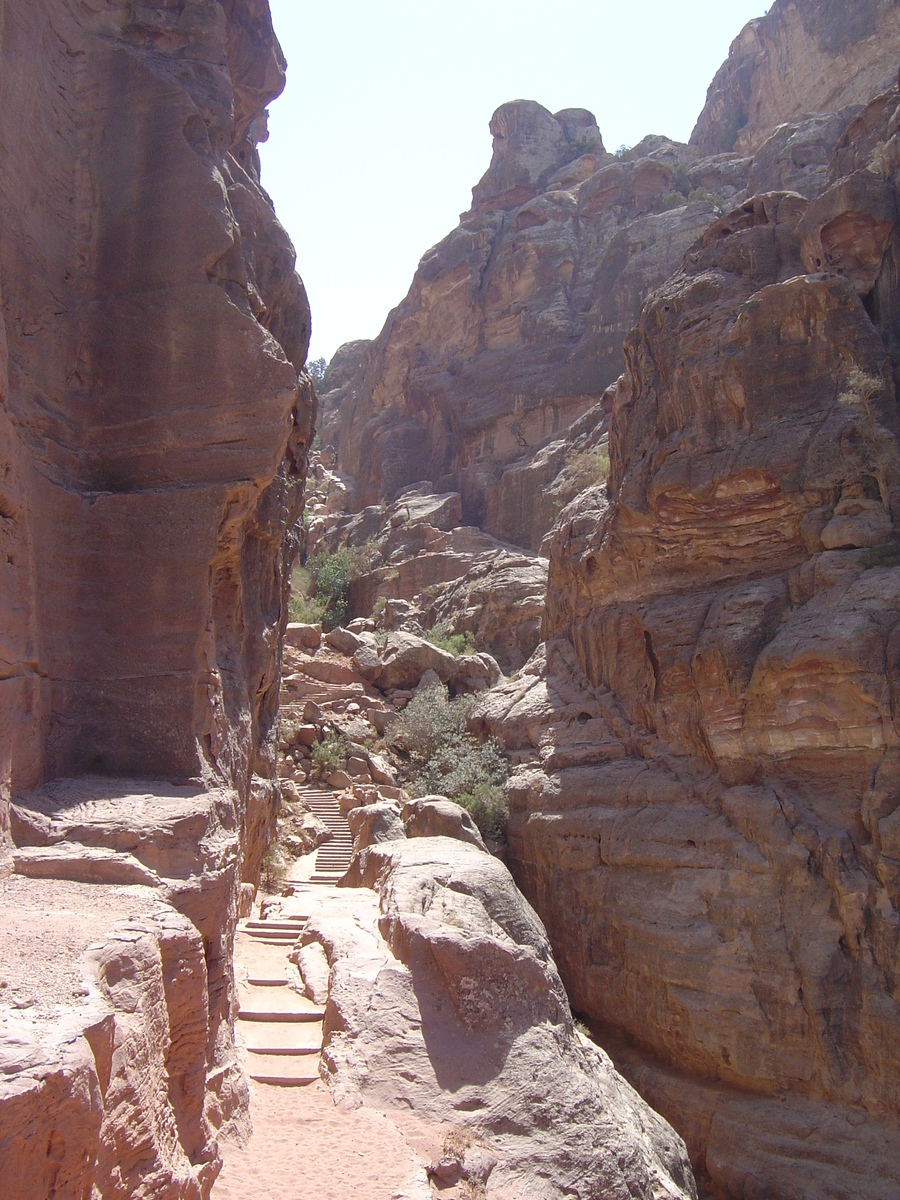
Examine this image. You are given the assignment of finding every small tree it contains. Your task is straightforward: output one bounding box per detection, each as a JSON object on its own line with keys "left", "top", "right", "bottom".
{"left": 307, "top": 357, "right": 328, "bottom": 387}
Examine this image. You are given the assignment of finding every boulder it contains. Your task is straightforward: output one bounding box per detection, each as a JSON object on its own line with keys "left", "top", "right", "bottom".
{"left": 323, "top": 627, "right": 364, "bottom": 655}
{"left": 286, "top": 623, "right": 323, "bottom": 652}
{"left": 347, "top": 802, "right": 406, "bottom": 854}
{"left": 354, "top": 632, "right": 458, "bottom": 691}
{"left": 313, "top": 838, "right": 696, "bottom": 1200}
{"left": 401, "top": 798, "right": 487, "bottom": 852}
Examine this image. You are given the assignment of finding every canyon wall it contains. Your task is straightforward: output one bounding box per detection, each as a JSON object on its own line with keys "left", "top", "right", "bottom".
{"left": 0, "top": 0, "right": 313, "bottom": 1192}
{"left": 318, "top": 105, "right": 753, "bottom": 548}
{"left": 0, "top": 0, "right": 314, "bottom": 873}
{"left": 691, "top": 0, "right": 900, "bottom": 156}
{"left": 473, "top": 88, "right": 900, "bottom": 1198}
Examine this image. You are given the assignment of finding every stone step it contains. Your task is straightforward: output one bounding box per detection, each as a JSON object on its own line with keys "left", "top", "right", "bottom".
{"left": 244, "top": 919, "right": 308, "bottom": 931}
{"left": 243, "top": 1022, "right": 323, "bottom": 1053}
{"left": 246, "top": 1054, "right": 319, "bottom": 1086}
{"left": 238, "top": 986, "right": 324, "bottom": 1022}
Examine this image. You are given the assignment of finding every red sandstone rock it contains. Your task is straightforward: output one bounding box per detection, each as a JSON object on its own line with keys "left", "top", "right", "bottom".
{"left": 690, "top": 0, "right": 900, "bottom": 156}
{"left": 470, "top": 95, "right": 900, "bottom": 1196}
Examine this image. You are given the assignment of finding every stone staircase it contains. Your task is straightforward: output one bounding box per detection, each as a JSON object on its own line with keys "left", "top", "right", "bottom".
{"left": 304, "top": 789, "right": 354, "bottom": 883}
{"left": 235, "top": 916, "right": 323, "bottom": 1087}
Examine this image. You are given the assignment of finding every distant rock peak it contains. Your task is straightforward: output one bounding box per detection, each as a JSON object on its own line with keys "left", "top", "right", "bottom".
{"left": 470, "top": 100, "right": 607, "bottom": 213}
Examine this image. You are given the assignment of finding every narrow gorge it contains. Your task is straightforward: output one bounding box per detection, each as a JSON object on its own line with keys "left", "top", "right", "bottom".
{"left": 2, "top": 2, "right": 900, "bottom": 1199}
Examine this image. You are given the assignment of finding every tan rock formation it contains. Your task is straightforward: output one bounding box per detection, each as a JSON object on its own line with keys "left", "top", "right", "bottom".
{"left": 472, "top": 88, "right": 900, "bottom": 1196}
{"left": 0, "top": 0, "right": 314, "bottom": 879}
{"left": 309, "top": 836, "right": 698, "bottom": 1199}
{"left": 690, "top": 0, "right": 900, "bottom": 156}
{"left": 0, "top": 0, "right": 313, "bottom": 1191}
{"left": 318, "top": 111, "right": 748, "bottom": 545}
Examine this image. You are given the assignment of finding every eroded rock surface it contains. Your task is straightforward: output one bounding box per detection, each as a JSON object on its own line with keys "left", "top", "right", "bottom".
{"left": 471, "top": 87, "right": 900, "bottom": 1198}
{"left": 691, "top": 0, "right": 900, "bottom": 156}
{"left": 0, "top": 0, "right": 314, "bottom": 880}
{"left": 309, "top": 837, "right": 697, "bottom": 1200}
{"left": 0, "top": 0, "right": 313, "bottom": 1193}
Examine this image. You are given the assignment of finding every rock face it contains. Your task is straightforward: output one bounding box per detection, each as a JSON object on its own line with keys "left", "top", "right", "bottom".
{"left": 473, "top": 87, "right": 900, "bottom": 1198}
{"left": 0, "top": 0, "right": 312, "bottom": 1193}
{"left": 306, "top": 477, "right": 549, "bottom": 671}
{"left": 318, "top": 108, "right": 749, "bottom": 544}
{"left": 691, "top": 0, "right": 900, "bottom": 156}
{"left": 309, "top": 836, "right": 697, "bottom": 1200}
{"left": 0, "top": 0, "right": 314, "bottom": 879}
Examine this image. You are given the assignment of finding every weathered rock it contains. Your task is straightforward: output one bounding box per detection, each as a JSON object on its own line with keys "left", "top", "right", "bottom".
{"left": 312, "top": 838, "right": 696, "bottom": 1199}
{"left": 286, "top": 623, "right": 323, "bottom": 651}
{"left": 290, "top": 941, "right": 331, "bottom": 1006}
{"left": 0, "top": 0, "right": 314, "bottom": 888}
{"left": 353, "top": 632, "right": 458, "bottom": 692}
{"left": 0, "top": 891, "right": 221, "bottom": 1200}
{"left": 317, "top": 106, "right": 743, "bottom": 545}
{"left": 691, "top": 0, "right": 900, "bottom": 156}
{"left": 401, "top": 798, "right": 487, "bottom": 851}
{"left": 347, "top": 802, "right": 406, "bottom": 853}
{"left": 469, "top": 100, "right": 900, "bottom": 1196}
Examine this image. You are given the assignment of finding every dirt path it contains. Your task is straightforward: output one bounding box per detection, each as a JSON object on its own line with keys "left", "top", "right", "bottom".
{"left": 214, "top": 883, "right": 436, "bottom": 1200}
{"left": 215, "top": 1078, "right": 427, "bottom": 1200}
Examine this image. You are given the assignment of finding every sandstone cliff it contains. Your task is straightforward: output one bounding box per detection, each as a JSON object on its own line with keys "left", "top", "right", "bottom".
{"left": 0, "top": 0, "right": 314, "bottom": 873}
{"left": 691, "top": 0, "right": 900, "bottom": 156}
{"left": 471, "top": 85, "right": 900, "bottom": 1199}
{"left": 318, "top": 104, "right": 751, "bottom": 549}
{"left": 0, "top": 0, "right": 314, "bottom": 1192}
{"left": 319, "top": 101, "right": 876, "bottom": 554}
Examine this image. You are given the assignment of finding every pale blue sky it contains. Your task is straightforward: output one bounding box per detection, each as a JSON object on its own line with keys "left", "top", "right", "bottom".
{"left": 261, "top": 0, "right": 768, "bottom": 362}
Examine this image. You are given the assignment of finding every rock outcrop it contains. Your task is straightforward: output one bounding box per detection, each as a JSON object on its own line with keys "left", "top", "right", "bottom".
{"left": 306, "top": 476, "right": 549, "bottom": 671}
{"left": 307, "top": 836, "right": 697, "bottom": 1200}
{"left": 0, "top": 0, "right": 313, "bottom": 1192}
{"left": 318, "top": 107, "right": 895, "bottom": 552}
{"left": 0, "top": 0, "right": 314, "bottom": 877}
{"left": 691, "top": 0, "right": 900, "bottom": 157}
{"left": 473, "top": 85, "right": 900, "bottom": 1198}
{"left": 317, "top": 108, "right": 748, "bottom": 545}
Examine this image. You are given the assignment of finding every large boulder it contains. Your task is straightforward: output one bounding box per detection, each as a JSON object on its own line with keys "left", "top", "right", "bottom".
{"left": 311, "top": 837, "right": 696, "bottom": 1200}
{"left": 402, "top": 797, "right": 487, "bottom": 852}
{"left": 353, "top": 632, "right": 458, "bottom": 691}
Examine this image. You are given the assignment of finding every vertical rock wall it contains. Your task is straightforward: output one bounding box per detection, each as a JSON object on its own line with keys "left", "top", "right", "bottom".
{"left": 483, "top": 88, "right": 900, "bottom": 1197}
{"left": 0, "top": 0, "right": 314, "bottom": 879}
{"left": 691, "top": 0, "right": 900, "bottom": 156}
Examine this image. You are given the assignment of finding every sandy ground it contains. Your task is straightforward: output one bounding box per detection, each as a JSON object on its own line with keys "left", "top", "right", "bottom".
{"left": 0, "top": 873, "right": 156, "bottom": 1014}
{"left": 214, "top": 885, "right": 440, "bottom": 1200}
{"left": 214, "top": 1079, "right": 431, "bottom": 1200}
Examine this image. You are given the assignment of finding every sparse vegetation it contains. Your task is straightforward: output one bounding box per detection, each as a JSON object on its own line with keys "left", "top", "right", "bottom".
{"left": 289, "top": 541, "right": 385, "bottom": 629}
{"left": 387, "top": 685, "right": 509, "bottom": 841}
{"left": 310, "top": 731, "right": 350, "bottom": 778}
{"left": 566, "top": 446, "right": 610, "bottom": 490}
{"left": 424, "top": 620, "right": 476, "bottom": 657}
{"left": 838, "top": 368, "right": 893, "bottom": 508}
{"left": 862, "top": 542, "right": 900, "bottom": 568}
{"left": 307, "top": 357, "right": 328, "bottom": 386}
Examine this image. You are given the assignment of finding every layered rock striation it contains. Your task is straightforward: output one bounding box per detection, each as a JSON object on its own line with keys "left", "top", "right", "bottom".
{"left": 473, "top": 84, "right": 900, "bottom": 1198}
{"left": 0, "top": 0, "right": 314, "bottom": 870}
{"left": 0, "top": 0, "right": 313, "bottom": 1193}
{"left": 691, "top": 0, "right": 900, "bottom": 157}
{"left": 318, "top": 104, "right": 749, "bottom": 547}
{"left": 308, "top": 834, "right": 697, "bottom": 1200}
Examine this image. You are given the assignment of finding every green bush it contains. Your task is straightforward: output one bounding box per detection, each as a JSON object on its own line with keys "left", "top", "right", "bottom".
{"left": 311, "top": 731, "right": 349, "bottom": 778}
{"left": 387, "top": 686, "right": 509, "bottom": 840}
{"left": 424, "top": 621, "right": 476, "bottom": 657}
{"left": 307, "top": 550, "right": 353, "bottom": 629}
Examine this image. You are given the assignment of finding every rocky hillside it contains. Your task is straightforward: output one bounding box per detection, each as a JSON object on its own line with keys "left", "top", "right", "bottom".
{"left": 470, "top": 85, "right": 900, "bottom": 1200}
{"left": 317, "top": 2, "right": 900, "bottom": 554}
{"left": 0, "top": 0, "right": 314, "bottom": 1192}
{"left": 308, "top": 8, "right": 900, "bottom": 1199}
{"left": 691, "top": 0, "right": 900, "bottom": 155}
